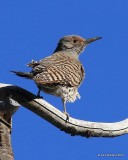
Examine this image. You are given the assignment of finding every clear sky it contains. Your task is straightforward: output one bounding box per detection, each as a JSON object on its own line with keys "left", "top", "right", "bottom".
{"left": 0, "top": 0, "right": 128, "bottom": 159}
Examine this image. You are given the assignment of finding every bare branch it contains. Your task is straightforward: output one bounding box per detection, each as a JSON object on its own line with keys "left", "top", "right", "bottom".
{"left": 0, "top": 83, "right": 128, "bottom": 138}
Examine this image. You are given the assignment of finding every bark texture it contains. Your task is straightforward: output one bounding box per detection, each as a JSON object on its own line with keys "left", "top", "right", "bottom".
{"left": 0, "top": 93, "right": 19, "bottom": 160}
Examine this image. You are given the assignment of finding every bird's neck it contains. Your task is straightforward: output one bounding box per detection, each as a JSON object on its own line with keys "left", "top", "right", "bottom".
{"left": 53, "top": 47, "right": 82, "bottom": 60}
{"left": 63, "top": 49, "right": 80, "bottom": 59}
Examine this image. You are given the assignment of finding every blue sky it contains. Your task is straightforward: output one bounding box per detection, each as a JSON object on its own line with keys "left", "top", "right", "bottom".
{"left": 0, "top": 0, "right": 128, "bottom": 159}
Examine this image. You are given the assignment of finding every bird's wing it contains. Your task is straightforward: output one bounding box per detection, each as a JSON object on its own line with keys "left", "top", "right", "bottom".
{"left": 32, "top": 53, "right": 85, "bottom": 87}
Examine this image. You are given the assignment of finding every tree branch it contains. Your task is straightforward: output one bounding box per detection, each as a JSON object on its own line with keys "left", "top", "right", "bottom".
{"left": 0, "top": 84, "right": 20, "bottom": 160}
{"left": 0, "top": 83, "right": 128, "bottom": 138}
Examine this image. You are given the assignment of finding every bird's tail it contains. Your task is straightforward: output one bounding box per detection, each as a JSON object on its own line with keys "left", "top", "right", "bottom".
{"left": 11, "top": 71, "right": 34, "bottom": 79}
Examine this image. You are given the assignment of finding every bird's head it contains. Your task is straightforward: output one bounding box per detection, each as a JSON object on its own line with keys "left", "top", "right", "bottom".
{"left": 54, "top": 35, "right": 102, "bottom": 58}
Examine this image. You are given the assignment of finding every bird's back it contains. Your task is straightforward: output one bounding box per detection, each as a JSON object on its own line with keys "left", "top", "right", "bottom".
{"left": 29, "top": 52, "right": 85, "bottom": 88}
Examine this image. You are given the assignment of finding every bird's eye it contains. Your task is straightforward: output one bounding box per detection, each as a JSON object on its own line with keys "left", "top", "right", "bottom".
{"left": 73, "top": 40, "right": 77, "bottom": 43}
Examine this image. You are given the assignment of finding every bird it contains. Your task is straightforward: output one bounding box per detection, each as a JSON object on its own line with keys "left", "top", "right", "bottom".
{"left": 11, "top": 35, "right": 101, "bottom": 120}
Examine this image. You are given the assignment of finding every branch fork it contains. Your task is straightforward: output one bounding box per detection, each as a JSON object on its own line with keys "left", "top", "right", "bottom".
{"left": 0, "top": 83, "right": 127, "bottom": 138}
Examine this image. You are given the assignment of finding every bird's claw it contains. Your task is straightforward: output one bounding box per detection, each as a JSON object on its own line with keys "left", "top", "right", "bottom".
{"left": 37, "top": 94, "right": 43, "bottom": 99}
{"left": 63, "top": 111, "right": 70, "bottom": 122}
{"left": 37, "top": 90, "right": 43, "bottom": 99}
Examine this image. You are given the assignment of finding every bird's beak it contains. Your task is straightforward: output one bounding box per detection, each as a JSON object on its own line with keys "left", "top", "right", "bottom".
{"left": 84, "top": 37, "right": 102, "bottom": 44}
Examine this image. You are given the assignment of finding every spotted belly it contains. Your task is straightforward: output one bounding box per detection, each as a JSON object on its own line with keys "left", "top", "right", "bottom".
{"left": 36, "top": 84, "right": 81, "bottom": 103}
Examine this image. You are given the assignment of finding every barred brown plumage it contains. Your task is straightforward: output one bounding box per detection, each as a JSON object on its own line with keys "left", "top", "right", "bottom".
{"left": 33, "top": 52, "right": 84, "bottom": 86}
{"left": 11, "top": 35, "right": 102, "bottom": 120}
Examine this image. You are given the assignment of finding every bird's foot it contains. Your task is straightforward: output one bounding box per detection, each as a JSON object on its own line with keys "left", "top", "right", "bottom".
{"left": 37, "top": 95, "right": 43, "bottom": 99}
{"left": 37, "top": 90, "right": 43, "bottom": 99}
{"left": 63, "top": 111, "right": 70, "bottom": 122}
{"left": 37, "top": 94, "right": 43, "bottom": 99}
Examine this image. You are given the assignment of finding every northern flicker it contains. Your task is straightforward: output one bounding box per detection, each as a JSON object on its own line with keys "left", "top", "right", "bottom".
{"left": 11, "top": 35, "right": 101, "bottom": 119}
